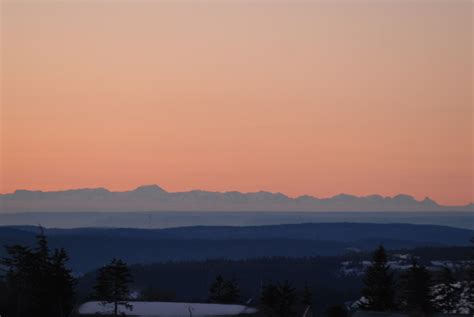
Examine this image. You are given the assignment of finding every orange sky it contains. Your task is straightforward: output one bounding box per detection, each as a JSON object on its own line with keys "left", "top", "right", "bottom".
{"left": 1, "top": 1, "right": 472, "bottom": 205}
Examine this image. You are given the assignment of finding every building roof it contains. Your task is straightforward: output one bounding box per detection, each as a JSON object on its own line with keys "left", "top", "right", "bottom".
{"left": 78, "top": 301, "right": 258, "bottom": 316}
{"left": 352, "top": 311, "right": 471, "bottom": 317}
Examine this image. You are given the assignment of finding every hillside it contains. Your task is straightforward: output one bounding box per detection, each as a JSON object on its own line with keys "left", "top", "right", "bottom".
{"left": 76, "top": 246, "right": 472, "bottom": 314}
{"left": 1, "top": 223, "right": 472, "bottom": 273}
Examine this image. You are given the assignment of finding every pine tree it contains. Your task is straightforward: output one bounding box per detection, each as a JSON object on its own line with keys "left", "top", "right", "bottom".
{"left": 360, "top": 245, "right": 397, "bottom": 311}
{"left": 302, "top": 283, "right": 313, "bottom": 306}
{"left": 399, "top": 261, "right": 433, "bottom": 314}
{"left": 208, "top": 274, "right": 240, "bottom": 304}
{"left": 431, "top": 267, "right": 460, "bottom": 313}
{"left": 94, "top": 258, "right": 134, "bottom": 316}
{"left": 30, "top": 230, "right": 52, "bottom": 317}
{"left": 260, "top": 280, "right": 297, "bottom": 317}
{"left": 465, "top": 237, "right": 474, "bottom": 313}
{"left": 274, "top": 280, "right": 297, "bottom": 317}
{"left": 260, "top": 281, "right": 278, "bottom": 317}
{"left": 50, "top": 248, "right": 77, "bottom": 317}
{"left": 0, "top": 230, "right": 76, "bottom": 317}
{"left": 469, "top": 238, "right": 474, "bottom": 280}
{"left": 0, "top": 244, "right": 35, "bottom": 317}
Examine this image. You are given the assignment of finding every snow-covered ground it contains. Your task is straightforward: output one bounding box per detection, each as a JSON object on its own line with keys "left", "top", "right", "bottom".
{"left": 352, "top": 281, "right": 473, "bottom": 314}
{"left": 339, "top": 256, "right": 470, "bottom": 277}
{"left": 431, "top": 281, "right": 474, "bottom": 314}
{"left": 78, "top": 301, "right": 258, "bottom": 316}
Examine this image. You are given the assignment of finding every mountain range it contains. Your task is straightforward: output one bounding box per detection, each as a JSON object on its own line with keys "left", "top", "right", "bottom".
{"left": 0, "top": 185, "right": 472, "bottom": 212}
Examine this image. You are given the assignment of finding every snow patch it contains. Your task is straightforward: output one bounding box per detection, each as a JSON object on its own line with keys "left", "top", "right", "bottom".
{"left": 78, "top": 301, "right": 258, "bottom": 316}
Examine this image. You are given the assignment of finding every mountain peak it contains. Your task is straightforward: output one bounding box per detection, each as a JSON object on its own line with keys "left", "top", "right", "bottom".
{"left": 392, "top": 194, "right": 416, "bottom": 202}
{"left": 332, "top": 193, "right": 357, "bottom": 201}
{"left": 422, "top": 197, "right": 438, "bottom": 206}
{"left": 133, "top": 184, "right": 166, "bottom": 193}
{"left": 332, "top": 193, "right": 357, "bottom": 199}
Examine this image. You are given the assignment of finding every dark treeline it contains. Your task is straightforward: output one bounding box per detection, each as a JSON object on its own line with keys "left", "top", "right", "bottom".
{"left": 358, "top": 244, "right": 474, "bottom": 315}
{"left": 76, "top": 244, "right": 473, "bottom": 315}
{"left": 78, "top": 256, "right": 363, "bottom": 313}
{"left": 0, "top": 230, "right": 76, "bottom": 317}
{"left": 1, "top": 224, "right": 472, "bottom": 274}
{"left": 1, "top": 233, "right": 473, "bottom": 317}
{"left": 0, "top": 232, "right": 136, "bottom": 317}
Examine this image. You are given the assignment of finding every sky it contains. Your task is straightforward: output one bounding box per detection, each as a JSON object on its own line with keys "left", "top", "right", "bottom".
{"left": 1, "top": 1, "right": 472, "bottom": 205}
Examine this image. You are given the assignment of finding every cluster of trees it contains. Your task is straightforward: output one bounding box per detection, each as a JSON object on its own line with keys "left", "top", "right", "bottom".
{"left": 205, "top": 242, "right": 474, "bottom": 317}
{"left": 359, "top": 244, "right": 474, "bottom": 315}
{"left": 207, "top": 274, "right": 313, "bottom": 317}
{"left": 208, "top": 274, "right": 240, "bottom": 304}
{"left": 260, "top": 280, "right": 300, "bottom": 317}
{"left": 0, "top": 230, "right": 76, "bottom": 317}
{"left": 1, "top": 230, "right": 473, "bottom": 317}
{"left": 0, "top": 231, "right": 134, "bottom": 317}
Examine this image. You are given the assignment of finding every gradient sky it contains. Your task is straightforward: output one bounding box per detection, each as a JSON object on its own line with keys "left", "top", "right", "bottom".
{"left": 1, "top": 1, "right": 472, "bottom": 205}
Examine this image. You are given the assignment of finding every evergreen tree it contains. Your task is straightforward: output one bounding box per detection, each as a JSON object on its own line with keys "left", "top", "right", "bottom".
{"left": 469, "top": 238, "right": 474, "bottom": 279}
{"left": 94, "top": 258, "right": 134, "bottom": 316}
{"left": 260, "top": 281, "right": 278, "bottom": 317}
{"left": 399, "top": 261, "right": 433, "bottom": 314}
{"left": 260, "top": 280, "right": 297, "bottom": 317}
{"left": 0, "top": 230, "right": 76, "bottom": 317}
{"left": 431, "top": 267, "right": 460, "bottom": 313}
{"left": 50, "top": 248, "right": 77, "bottom": 317}
{"left": 208, "top": 274, "right": 240, "bottom": 304}
{"left": 274, "top": 281, "right": 297, "bottom": 317}
{"left": 0, "top": 244, "right": 35, "bottom": 317}
{"left": 0, "top": 277, "right": 9, "bottom": 316}
{"left": 360, "top": 245, "right": 397, "bottom": 311}
{"left": 465, "top": 237, "right": 474, "bottom": 313}
{"left": 302, "top": 283, "right": 313, "bottom": 306}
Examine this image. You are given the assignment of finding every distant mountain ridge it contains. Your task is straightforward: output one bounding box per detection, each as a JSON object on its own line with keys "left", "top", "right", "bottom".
{"left": 0, "top": 184, "right": 472, "bottom": 212}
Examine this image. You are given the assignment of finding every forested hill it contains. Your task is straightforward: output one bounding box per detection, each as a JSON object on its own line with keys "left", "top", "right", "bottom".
{"left": 1, "top": 223, "right": 472, "bottom": 273}
{"left": 4, "top": 222, "right": 472, "bottom": 243}
{"left": 75, "top": 246, "right": 472, "bottom": 314}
